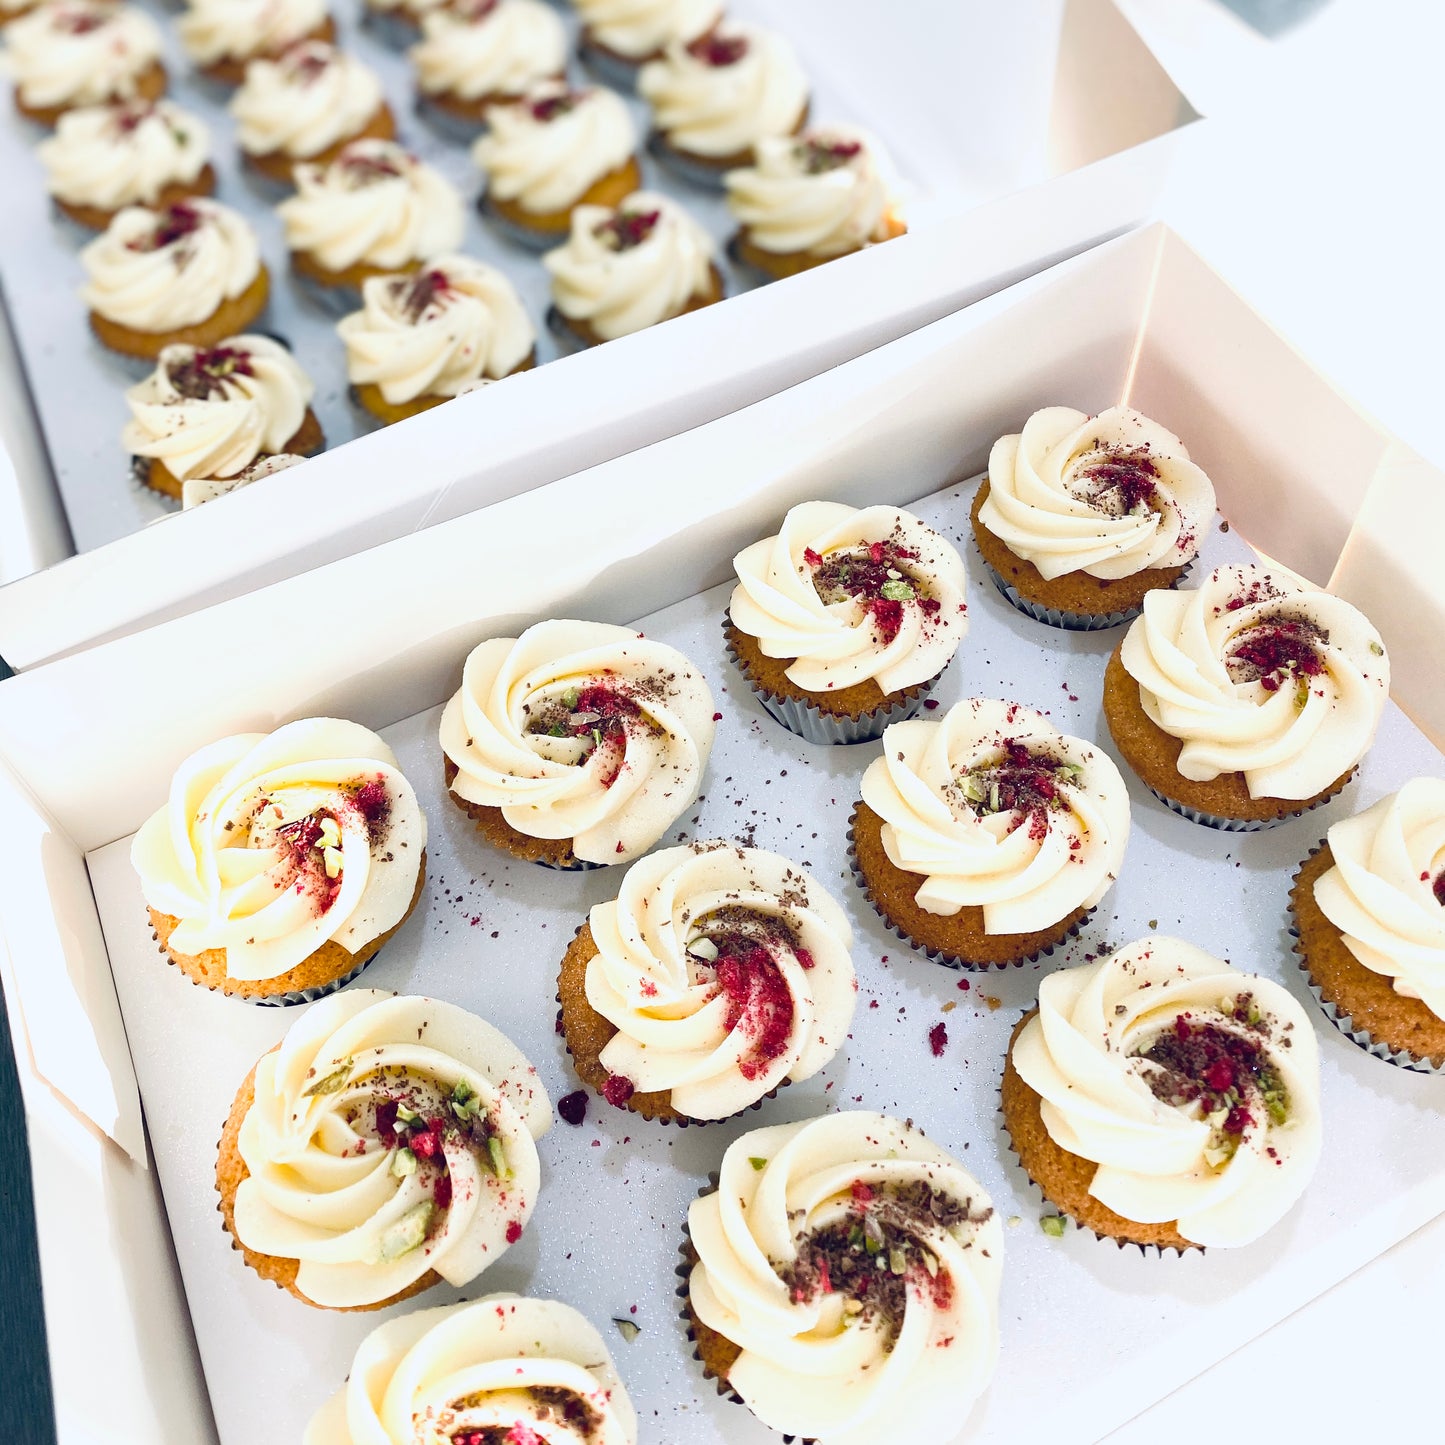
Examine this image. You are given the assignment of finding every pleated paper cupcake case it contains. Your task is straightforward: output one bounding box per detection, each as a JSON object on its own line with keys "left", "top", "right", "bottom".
{"left": 996, "top": 1023, "right": 1202, "bottom": 1259}
{"left": 1144, "top": 767, "right": 1354, "bottom": 833}
{"left": 1287, "top": 849, "right": 1445, "bottom": 1076}
{"left": 475, "top": 191, "right": 563, "bottom": 251}
{"left": 978, "top": 555, "right": 1196, "bottom": 633}
{"left": 722, "top": 620, "right": 939, "bottom": 746}
{"left": 844, "top": 815, "right": 1093, "bottom": 971}
{"left": 152, "top": 926, "right": 376, "bottom": 1007}
{"left": 675, "top": 1174, "right": 819, "bottom": 1445}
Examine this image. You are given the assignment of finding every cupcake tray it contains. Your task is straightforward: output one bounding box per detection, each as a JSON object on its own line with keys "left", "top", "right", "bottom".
{"left": 0, "top": 0, "right": 878, "bottom": 555}
{"left": 83, "top": 477, "right": 1445, "bottom": 1445}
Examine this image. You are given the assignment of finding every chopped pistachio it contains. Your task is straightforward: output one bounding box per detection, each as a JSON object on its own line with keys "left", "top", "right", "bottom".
{"left": 888, "top": 1247, "right": 908, "bottom": 1276}
{"left": 961, "top": 774, "right": 987, "bottom": 804}
{"left": 377, "top": 1201, "right": 433, "bottom": 1261}
{"left": 921, "top": 1251, "right": 939, "bottom": 1277}
{"left": 391, "top": 1147, "right": 418, "bottom": 1178}
{"left": 395, "top": 1104, "right": 420, "bottom": 1125}
{"left": 561, "top": 687, "right": 580, "bottom": 708}
{"left": 880, "top": 579, "right": 915, "bottom": 601}
{"left": 988, "top": 780, "right": 1001, "bottom": 813}
{"left": 612, "top": 1318, "right": 640, "bottom": 1343}
{"left": 591, "top": 727, "right": 604, "bottom": 750}
{"left": 748, "top": 1156, "right": 768, "bottom": 1171}
{"left": 487, "top": 1135, "right": 510, "bottom": 1179}
{"left": 1040, "top": 1214, "right": 1067, "bottom": 1238}
{"left": 688, "top": 936, "right": 719, "bottom": 963}
{"left": 1007, "top": 1215, "right": 1022, "bottom": 1229}
{"left": 843, "top": 1297, "right": 863, "bottom": 1315}
{"left": 1369, "top": 640, "right": 1384, "bottom": 657}
{"left": 323, "top": 845, "right": 344, "bottom": 879}
{"left": 302, "top": 1058, "right": 354, "bottom": 1097}
{"left": 317, "top": 816, "right": 342, "bottom": 850}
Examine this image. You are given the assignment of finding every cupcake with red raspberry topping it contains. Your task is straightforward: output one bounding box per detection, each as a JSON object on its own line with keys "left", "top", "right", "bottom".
{"left": 557, "top": 840, "right": 856, "bottom": 1123}
{"left": 726, "top": 500, "right": 968, "bottom": 745}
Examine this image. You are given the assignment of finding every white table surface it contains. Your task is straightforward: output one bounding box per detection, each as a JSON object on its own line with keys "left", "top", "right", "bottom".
{"left": 1106, "top": 2, "right": 1444, "bottom": 1440}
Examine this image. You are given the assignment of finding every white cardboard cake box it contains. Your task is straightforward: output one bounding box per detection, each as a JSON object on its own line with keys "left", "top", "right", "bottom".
{"left": 0, "top": 0, "right": 1202, "bottom": 667}
{"left": 4, "top": 221, "right": 1442, "bottom": 1445}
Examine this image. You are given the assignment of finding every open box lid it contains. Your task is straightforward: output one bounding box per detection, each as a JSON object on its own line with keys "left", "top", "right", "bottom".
{"left": 0, "top": 0, "right": 1199, "bottom": 669}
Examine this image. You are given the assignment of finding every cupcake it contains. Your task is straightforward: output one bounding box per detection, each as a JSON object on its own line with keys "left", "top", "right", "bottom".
{"left": 0, "top": 0, "right": 44, "bottom": 25}
{"left": 131, "top": 717, "right": 427, "bottom": 1002}
{"left": 278, "top": 139, "right": 464, "bottom": 304}
{"left": 684, "top": 1112, "right": 1002, "bottom": 1439}
{"left": 178, "top": 0, "right": 334, "bottom": 88}
{"left": 439, "top": 618, "right": 717, "bottom": 869}
{"left": 853, "top": 698, "right": 1129, "bottom": 968}
{"left": 472, "top": 82, "right": 642, "bottom": 247}
{"left": 726, "top": 501, "right": 968, "bottom": 744}
{"left": 1002, "top": 936, "right": 1323, "bottom": 1249}
{"left": 305, "top": 1295, "right": 637, "bottom": 1442}
{"left": 558, "top": 840, "right": 857, "bottom": 1122}
{"left": 183, "top": 451, "right": 305, "bottom": 508}
{"left": 361, "top": 0, "right": 446, "bottom": 46}
{"left": 573, "top": 0, "right": 719, "bottom": 88}
{"left": 38, "top": 99, "right": 212, "bottom": 230}
{"left": 81, "top": 198, "right": 269, "bottom": 361}
{"left": 1105, "top": 562, "right": 1390, "bottom": 829}
{"left": 972, "top": 406, "right": 1217, "bottom": 629}
{"left": 339, "top": 256, "right": 535, "bottom": 424}
{"left": 543, "top": 191, "right": 722, "bottom": 347}
{"left": 638, "top": 22, "right": 809, "bottom": 185}
{"left": 409, "top": 0, "right": 567, "bottom": 136}
{"left": 230, "top": 40, "right": 394, "bottom": 186}
{"left": 122, "top": 335, "right": 320, "bottom": 499}
{"left": 1291, "top": 778, "right": 1445, "bottom": 1071}
{"left": 5, "top": 1, "right": 165, "bottom": 127}
{"left": 216, "top": 988, "right": 551, "bottom": 1307}
{"left": 726, "top": 125, "right": 906, "bottom": 281}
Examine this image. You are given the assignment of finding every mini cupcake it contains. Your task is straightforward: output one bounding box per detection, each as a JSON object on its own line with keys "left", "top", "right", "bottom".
{"left": 472, "top": 82, "right": 642, "bottom": 247}
{"left": 439, "top": 618, "right": 717, "bottom": 869}
{"left": 726, "top": 125, "right": 906, "bottom": 281}
{"left": 558, "top": 840, "right": 856, "bottom": 1123}
{"left": 684, "top": 1112, "right": 1002, "bottom": 1438}
{"left": 1002, "top": 936, "right": 1323, "bottom": 1249}
{"left": 852, "top": 698, "right": 1130, "bottom": 968}
{"left": 972, "top": 406, "right": 1217, "bottom": 629}
{"left": 306, "top": 1295, "right": 637, "bottom": 1442}
{"left": 638, "top": 22, "right": 808, "bottom": 185}
{"left": 178, "top": 0, "right": 334, "bottom": 88}
{"left": 230, "top": 40, "right": 394, "bottom": 186}
{"left": 543, "top": 191, "right": 722, "bottom": 347}
{"left": 409, "top": 0, "right": 566, "bottom": 136}
{"left": 182, "top": 451, "right": 305, "bottom": 508}
{"left": 278, "top": 139, "right": 465, "bottom": 304}
{"left": 1291, "top": 778, "right": 1445, "bottom": 1071}
{"left": 131, "top": 717, "right": 426, "bottom": 1002}
{"left": 1105, "top": 562, "right": 1390, "bottom": 829}
{"left": 339, "top": 256, "right": 535, "bottom": 424}
{"left": 81, "top": 198, "right": 269, "bottom": 361}
{"left": 726, "top": 501, "right": 967, "bottom": 744}
{"left": 123, "top": 335, "right": 320, "bottom": 499}
{"left": 573, "top": 0, "right": 719, "bottom": 88}
{"left": 5, "top": 1, "right": 165, "bottom": 127}
{"left": 216, "top": 988, "right": 551, "bottom": 1307}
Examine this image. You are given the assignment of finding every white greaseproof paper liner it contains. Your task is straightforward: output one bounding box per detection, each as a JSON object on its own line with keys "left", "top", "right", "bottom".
{"left": 978, "top": 555, "right": 1195, "bottom": 633}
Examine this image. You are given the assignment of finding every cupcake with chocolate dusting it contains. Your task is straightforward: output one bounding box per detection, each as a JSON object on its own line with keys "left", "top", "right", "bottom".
{"left": 683, "top": 1111, "right": 1001, "bottom": 1440}
{"left": 1104, "top": 562, "right": 1389, "bottom": 829}
{"left": 726, "top": 500, "right": 968, "bottom": 745}
{"left": 558, "top": 840, "right": 856, "bottom": 1123}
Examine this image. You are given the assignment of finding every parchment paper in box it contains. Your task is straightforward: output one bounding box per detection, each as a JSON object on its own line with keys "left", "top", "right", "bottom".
{"left": 84, "top": 480, "right": 1445, "bottom": 1445}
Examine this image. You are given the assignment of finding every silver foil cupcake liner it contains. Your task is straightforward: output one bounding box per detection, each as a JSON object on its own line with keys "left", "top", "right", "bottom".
{"left": 252, "top": 954, "right": 375, "bottom": 1008}
{"left": 576, "top": 33, "right": 643, "bottom": 92}
{"left": 646, "top": 131, "right": 730, "bottom": 191}
{"left": 414, "top": 94, "right": 489, "bottom": 146}
{"left": 979, "top": 556, "right": 1187, "bottom": 632}
{"left": 534, "top": 853, "right": 605, "bottom": 872}
{"left": 845, "top": 815, "right": 1091, "bottom": 970}
{"left": 291, "top": 268, "right": 362, "bottom": 318}
{"left": 1144, "top": 780, "right": 1344, "bottom": 833}
{"left": 545, "top": 304, "right": 592, "bottom": 355}
{"left": 476, "top": 191, "right": 567, "bottom": 252}
{"left": 723, "top": 231, "right": 781, "bottom": 285}
{"left": 360, "top": 5, "right": 419, "bottom": 49}
{"left": 723, "top": 620, "right": 938, "bottom": 746}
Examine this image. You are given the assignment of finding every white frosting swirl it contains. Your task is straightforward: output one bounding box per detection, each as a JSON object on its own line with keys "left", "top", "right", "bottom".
{"left": 4, "top": 1, "right": 162, "bottom": 111}
{"left": 123, "top": 334, "right": 312, "bottom": 481}
{"left": 338, "top": 255, "right": 534, "bottom": 405}
{"left": 230, "top": 41, "right": 383, "bottom": 161}
{"left": 726, "top": 126, "right": 897, "bottom": 259}
{"left": 638, "top": 23, "right": 808, "bottom": 159}
{"left": 859, "top": 699, "right": 1129, "bottom": 934}
{"left": 231, "top": 989, "right": 551, "bottom": 1309}
{"left": 410, "top": 0, "right": 565, "bottom": 103}
{"left": 178, "top": 0, "right": 326, "bottom": 68}
{"left": 980, "top": 406, "right": 1217, "bottom": 580}
{"left": 585, "top": 842, "right": 856, "bottom": 1117}
{"left": 1315, "top": 778, "right": 1445, "bottom": 1019}
{"left": 278, "top": 139, "right": 464, "bottom": 273}
{"left": 304, "top": 1295, "right": 637, "bottom": 1445}
{"left": 439, "top": 619, "right": 717, "bottom": 865}
{"left": 688, "top": 1112, "right": 1002, "bottom": 1445}
{"left": 1119, "top": 562, "right": 1390, "bottom": 800}
{"left": 183, "top": 452, "right": 304, "bottom": 508}
{"left": 473, "top": 82, "right": 636, "bottom": 215}
{"left": 131, "top": 718, "right": 425, "bottom": 981}
{"left": 38, "top": 100, "right": 208, "bottom": 211}
{"left": 730, "top": 501, "right": 967, "bottom": 696}
{"left": 572, "top": 0, "right": 717, "bottom": 60}
{"left": 366, "top": 0, "right": 444, "bottom": 15}
{"left": 543, "top": 191, "right": 715, "bottom": 341}
{"left": 80, "top": 198, "right": 261, "bottom": 332}
{"left": 1011, "top": 937, "right": 1323, "bottom": 1247}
